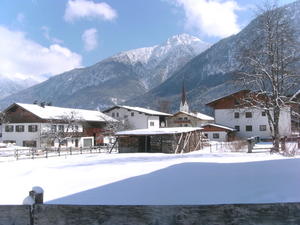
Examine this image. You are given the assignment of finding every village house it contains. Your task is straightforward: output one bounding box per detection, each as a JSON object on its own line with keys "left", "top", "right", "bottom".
{"left": 200, "top": 123, "right": 237, "bottom": 142}
{"left": 102, "top": 105, "right": 172, "bottom": 129}
{"left": 206, "top": 90, "right": 292, "bottom": 140}
{"left": 1, "top": 102, "right": 117, "bottom": 149}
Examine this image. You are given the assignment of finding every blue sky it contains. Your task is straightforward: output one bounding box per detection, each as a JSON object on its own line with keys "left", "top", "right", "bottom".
{"left": 0, "top": 0, "right": 296, "bottom": 82}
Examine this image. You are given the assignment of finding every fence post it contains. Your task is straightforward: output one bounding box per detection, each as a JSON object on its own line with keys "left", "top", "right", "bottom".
{"left": 31, "top": 148, "right": 34, "bottom": 160}
{"left": 80, "top": 146, "right": 82, "bottom": 154}
{"left": 70, "top": 147, "right": 72, "bottom": 155}
{"left": 15, "top": 149, "right": 19, "bottom": 161}
{"left": 45, "top": 148, "right": 48, "bottom": 159}
{"left": 297, "top": 136, "right": 300, "bottom": 149}
{"left": 247, "top": 137, "right": 254, "bottom": 153}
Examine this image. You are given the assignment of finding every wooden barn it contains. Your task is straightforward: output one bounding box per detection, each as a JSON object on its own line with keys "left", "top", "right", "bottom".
{"left": 115, "top": 127, "right": 207, "bottom": 154}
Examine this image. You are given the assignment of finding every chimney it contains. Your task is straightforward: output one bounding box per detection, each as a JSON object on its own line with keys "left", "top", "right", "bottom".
{"left": 33, "top": 101, "right": 38, "bottom": 105}
{"left": 47, "top": 102, "right": 52, "bottom": 106}
{"left": 40, "top": 102, "right": 45, "bottom": 108}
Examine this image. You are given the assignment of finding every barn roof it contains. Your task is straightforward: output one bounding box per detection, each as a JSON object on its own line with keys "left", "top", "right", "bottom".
{"left": 5, "top": 103, "right": 117, "bottom": 122}
{"left": 116, "top": 127, "right": 203, "bottom": 136}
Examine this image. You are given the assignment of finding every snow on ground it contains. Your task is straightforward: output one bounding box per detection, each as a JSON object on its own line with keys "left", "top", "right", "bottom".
{"left": 0, "top": 143, "right": 299, "bottom": 205}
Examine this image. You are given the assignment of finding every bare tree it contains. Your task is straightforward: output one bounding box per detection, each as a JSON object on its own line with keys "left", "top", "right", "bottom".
{"left": 40, "top": 110, "right": 86, "bottom": 151}
{"left": 235, "top": 0, "right": 300, "bottom": 149}
{"left": 156, "top": 98, "right": 171, "bottom": 113}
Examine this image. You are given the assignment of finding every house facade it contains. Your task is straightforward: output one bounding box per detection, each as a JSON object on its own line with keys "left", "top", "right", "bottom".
{"left": 169, "top": 111, "right": 214, "bottom": 127}
{"left": 2, "top": 102, "right": 117, "bottom": 149}
{"left": 200, "top": 124, "right": 236, "bottom": 142}
{"left": 102, "top": 105, "right": 171, "bottom": 129}
{"left": 206, "top": 90, "right": 292, "bottom": 140}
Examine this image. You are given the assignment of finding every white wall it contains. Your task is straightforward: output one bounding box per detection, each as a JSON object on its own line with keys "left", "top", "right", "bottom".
{"left": 2, "top": 123, "right": 42, "bottom": 147}
{"left": 204, "top": 131, "right": 228, "bottom": 142}
{"left": 214, "top": 108, "right": 291, "bottom": 139}
{"left": 2, "top": 123, "right": 91, "bottom": 149}
{"left": 105, "top": 108, "right": 162, "bottom": 129}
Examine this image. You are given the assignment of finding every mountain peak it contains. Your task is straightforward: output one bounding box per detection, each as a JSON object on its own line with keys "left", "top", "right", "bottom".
{"left": 165, "top": 33, "right": 207, "bottom": 46}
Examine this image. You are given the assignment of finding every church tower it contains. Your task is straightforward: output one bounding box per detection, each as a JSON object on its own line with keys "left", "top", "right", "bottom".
{"left": 180, "top": 78, "right": 189, "bottom": 112}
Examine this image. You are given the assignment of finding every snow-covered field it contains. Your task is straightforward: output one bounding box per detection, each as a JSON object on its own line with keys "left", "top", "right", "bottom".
{"left": 0, "top": 143, "right": 299, "bottom": 205}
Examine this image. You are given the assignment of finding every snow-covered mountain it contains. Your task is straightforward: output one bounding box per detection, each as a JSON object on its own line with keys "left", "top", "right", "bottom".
{"left": 0, "top": 74, "right": 40, "bottom": 100}
{"left": 0, "top": 33, "right": 210, "bottom": 110}
{"left": 108, "top": 33, "right": 210, "bottom": 89}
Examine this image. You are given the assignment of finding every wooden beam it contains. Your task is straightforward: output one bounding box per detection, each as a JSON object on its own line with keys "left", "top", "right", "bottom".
{"left": 174, "top": 133, "right": 183, "bottom": 154}
{"left": 181, "top": 132, "right": 192, "bottom": 153}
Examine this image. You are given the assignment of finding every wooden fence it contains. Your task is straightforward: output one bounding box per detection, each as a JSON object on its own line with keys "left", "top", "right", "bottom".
{"left": 1, "top": 203, "right": 300, "bottom": 225}
{"left": 0, "top": 146, "right": 116, "bottom": 162}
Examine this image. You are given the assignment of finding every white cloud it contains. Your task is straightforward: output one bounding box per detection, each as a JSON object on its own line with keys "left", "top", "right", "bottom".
{"left": 64, "top": 0, "right": 117, "bottom": 22}
{"left": 0, "top": 25, "right": 82, "bottom": 82}
{"left": 174, "top": 0, "right": 243, "bottom": 38}
{"left": 82, "top": 28, "right": 98, "bottom": 51}
{"left": 42, "top": 26, "right": 64, "bottom": 44}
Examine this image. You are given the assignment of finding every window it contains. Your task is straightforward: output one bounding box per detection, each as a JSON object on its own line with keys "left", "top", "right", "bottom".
{"left": 213, "top": 133, "right": 220, "bottom": 139}
{"left": 184, "top": 117, "right": 188, "bottom": 120}
{"left": 150, "top": 122, "right": 154, "bottom": 126}
{"left": 5, "top": 125, "right": 14, "bottom": 132}
{"left": 262, "top": 111, "right": 266, "bottom": 116}
{"left": 234, "top": 112, "right": 239, "bottom": 118}
{"left": 51, "top": 125, "right": 57, "bottom": 132}
{"left": 28, "top": 125, "right": 38, "bottom": 132}
{"left": 178, "top": 117, "right": 182, "bottom": 120}
{"left": 131, "top": 112, "right": 134, "bottom": 116}
{"left": 245, "top": 112, "right": 252, "bottom": 118}
{"left": 16, "top": 125, "right": 24, "bottom": 132}
{"left": 204, "top": 133, "right": 208, "bottom": 138}
{"left": 112, "top": 112, "right": 115, "bottom": 117}
{"left": 83, "top": 138, "right": 93, "bottom": 147}
{"left": 184, "top": 124, "right": 188, "bottom": 127}
{"left": 23, "top": 140, "right": 37, "bottom": 147}
{"left": 235, "top": 125, "right": 240, "bottom": 131}
{"left": 246, "top": 125, "right": 252, "bottom": 131}
{"left": 116, "top": 112, "right": 119, "bottom": 117}
{"left": 58, "top": 125, "right": 64, "bottom": 132}
{"left": 260, "top": 125, "right": 267, "bottom": 131}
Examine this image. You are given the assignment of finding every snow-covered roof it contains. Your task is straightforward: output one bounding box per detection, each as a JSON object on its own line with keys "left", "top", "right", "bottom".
{"left": 116, "top": 127, "right": 203, "bottom": 136}
{"left": 102, "top": 105, "right": 172, "bottom": 116}
{"left": 200, "top": 123, "right": 237, "bottom": 132}
{"left": 8, "top": 103, "right": 117, "bottom": 122}
{"left": 174, "top": 111, "right": 214, "bottom": 121}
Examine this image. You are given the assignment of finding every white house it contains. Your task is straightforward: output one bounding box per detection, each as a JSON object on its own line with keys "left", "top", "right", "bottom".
{"left": 200, "top": 123, "right": 237, "bottom": 142}
{"left": 102, "top": 105, "right": 172, "bottom": 129}
{"left": 206, "top": 90, "right": 292, "bottom": 140}
{"left": 170, "top": 111, "right": 214, "bottom": 127}
{"left": 2, "top": 102, "right": 117, "bottom": 149}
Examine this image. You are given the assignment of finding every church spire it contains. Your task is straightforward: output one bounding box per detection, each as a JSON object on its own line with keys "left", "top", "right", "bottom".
{"left": 180, "top": 77, "right": 189, "bottom": 112}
